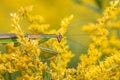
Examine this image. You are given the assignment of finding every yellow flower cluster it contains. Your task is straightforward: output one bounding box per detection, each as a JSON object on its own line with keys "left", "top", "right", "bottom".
{"left": 0, "top": 6, "right": 75, "bottom": 80}
{"left": 0, "top": 0, "right": 120, "bottom": 79}
{"left": 47, "top": 15, "right": 74, "bottom": 79}
{"left": 0, "top": 9, "right": 47, "bottom": 80}
{"left": 77, "top": 0, "right": 120, "bottom": 79}
{"left": 18, "top": 6, "right": 50, "bottom": 34}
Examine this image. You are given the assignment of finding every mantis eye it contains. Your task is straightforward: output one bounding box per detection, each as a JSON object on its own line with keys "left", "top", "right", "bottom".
{"left": 57, "top": 33, "right": 62, "bottom": 43}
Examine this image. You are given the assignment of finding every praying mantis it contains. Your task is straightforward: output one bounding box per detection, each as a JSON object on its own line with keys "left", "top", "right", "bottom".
{"left": 0, "top": 33, "right": 62, "bottom": 60}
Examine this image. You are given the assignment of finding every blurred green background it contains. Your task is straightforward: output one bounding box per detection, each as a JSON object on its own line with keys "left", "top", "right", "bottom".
{"left": 0, "top": 0, "right": 109, "bottom": 67}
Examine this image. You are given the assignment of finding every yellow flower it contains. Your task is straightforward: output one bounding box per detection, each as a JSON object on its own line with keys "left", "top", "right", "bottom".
{"left": 77, "top": 0, "right": 120, "bottom": 79}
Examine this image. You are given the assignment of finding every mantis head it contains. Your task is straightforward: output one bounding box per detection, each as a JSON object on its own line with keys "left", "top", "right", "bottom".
{"left": 57, "top": 33, "right": 62, "bottom": 43}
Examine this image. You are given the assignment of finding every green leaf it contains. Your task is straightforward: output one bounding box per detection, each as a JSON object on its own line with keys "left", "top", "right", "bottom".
{"left": 4, "top": 71, "right": 21, "bottom": 80}
{"left": 43, "top": 71, "right": 51, "bottom": 80}
{"left": 4, "top": 72, "right": 11, "bottom": 80}
{"left": 94, "top": 0, "right": 103, "bottom": 9}
{"left": 10, "top": 71, "right": 21, "bottom": 80}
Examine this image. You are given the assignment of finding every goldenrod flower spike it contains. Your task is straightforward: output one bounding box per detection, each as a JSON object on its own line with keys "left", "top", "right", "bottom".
{"left": 49, "top": 15, "right": 74, "bottom": 79}
{"left": 77, "top": 0, "right": 120, "bottom": 79}
{"left": 58, "top": 14, "right": 74, "bottom": 35}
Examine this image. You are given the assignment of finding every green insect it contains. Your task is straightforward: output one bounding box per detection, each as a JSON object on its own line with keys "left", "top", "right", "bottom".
{"left": 0, "top": 33, "right": 62, "bottom": 60}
